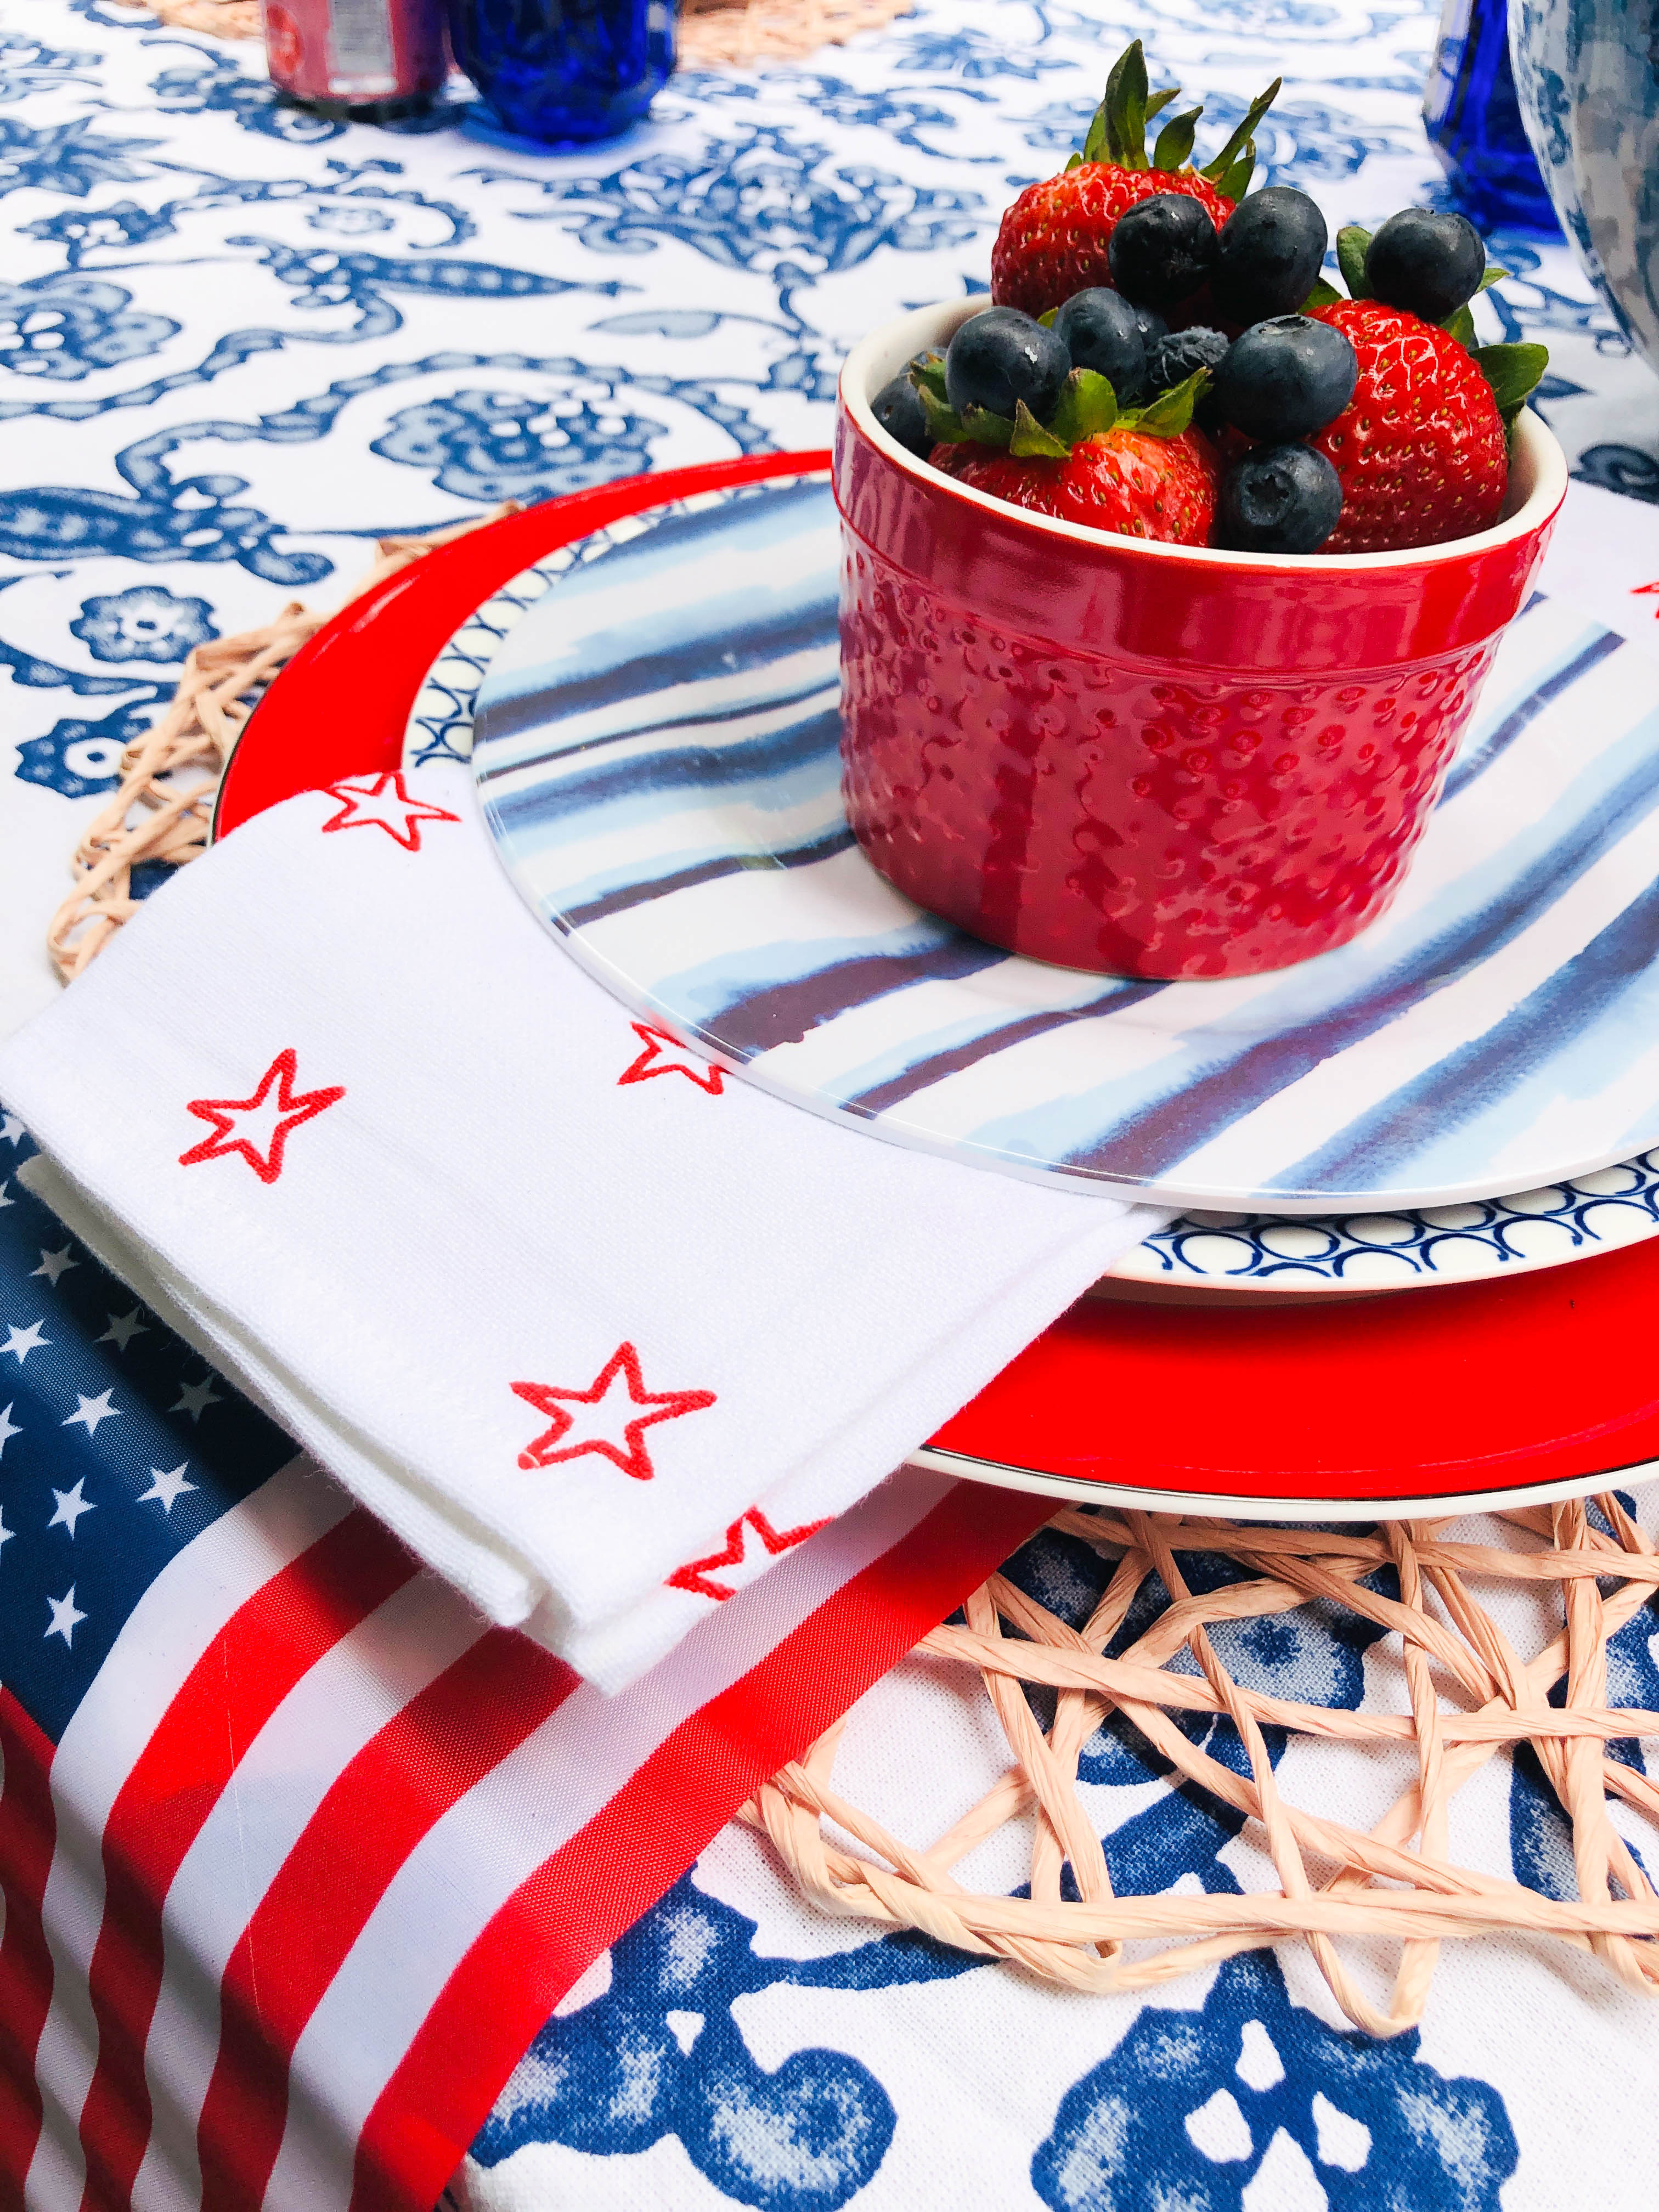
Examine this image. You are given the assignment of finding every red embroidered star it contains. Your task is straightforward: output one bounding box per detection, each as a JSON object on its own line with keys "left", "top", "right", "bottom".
{"left": 617, "top": 1023, "right": 725, "bottom": 1095}
{"left": 179, "top": 1049, "right": 345, "bottom": 1186}
{"left": 319, "top": 772, "right": 459, "bottom": 851}
{"left": 667, "top": 1506, "right": 828, "bottom": 1600}
{"left": 511, "top": 1342, "right": 716, "bottom": 1481}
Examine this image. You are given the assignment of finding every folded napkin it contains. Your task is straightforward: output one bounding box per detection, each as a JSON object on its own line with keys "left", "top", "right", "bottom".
{"left": 0, "top": 764, "right": 1160, "bottom": 1688}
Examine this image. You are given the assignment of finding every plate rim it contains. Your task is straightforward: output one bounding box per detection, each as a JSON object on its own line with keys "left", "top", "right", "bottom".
{"left": 909, "top": 1443, "right": 1659, "bottom": 1521}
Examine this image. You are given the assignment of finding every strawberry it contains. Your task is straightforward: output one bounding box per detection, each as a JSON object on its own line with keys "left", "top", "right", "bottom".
{"left": 913, "top": 351, "right": 1220, "bottom": 546}
{"left": 991, "top": 42, "right": 1279, "bottom": 319}
{"left": 935, "top": 425, "right": 1220, "bottom": 545}
{"left": 1304, "top": 297, "right": 1508, "bottom": 554}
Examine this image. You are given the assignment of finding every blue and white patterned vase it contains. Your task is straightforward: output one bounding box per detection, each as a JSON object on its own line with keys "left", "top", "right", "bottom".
{"left": 1510, "top": 0, "right": 1659, "bottom": 373}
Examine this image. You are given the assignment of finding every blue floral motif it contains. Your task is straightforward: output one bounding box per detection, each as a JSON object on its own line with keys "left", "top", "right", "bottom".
{"left": 0, "top": 28, "right": 100, "bottom": 103}
{"left": 70, "top": 583, "right": 216, "bottom": 663}
{"left": 14, "top": 698, "right": 158, "bottom": 797}
{"left": 474, "top": 128, "right": 984, "bottom": 282}
{"left": 0, "top": 464, "right": 330, "bottom": 586}
{"left": 888, "top": 26, "right": 1073, "bottom": 79}
{"left": 0, "top": 273, "right": 176, "bottom": 382}
{"left": 0, "top": 112, "right": 159, "bottom": 198}
{"left": 305, "top": 203, "right": 396, "bottom": 237}
{"left": 769, "top": 76, "right": 999, "bottom": 163}
{"left": 372, "top": 382, "right": 671, "bottom": 502}
{"left": 19, "top": 196, "right": 176, "bottom": 263}
{"left": 1031, "top": 1951, "right": 1519, "bottom": 2211}
{"left": 146, "top": 47, "right": 347, "bottom": 145}
{"left": 1575, "top": 445, "right": 1659, "bottom": 502}
{"left": 229, "top": 236, "right": 623, "bottom": 342}
{"left": 473, "top": 1882, "right": 909, "bottom": 2209}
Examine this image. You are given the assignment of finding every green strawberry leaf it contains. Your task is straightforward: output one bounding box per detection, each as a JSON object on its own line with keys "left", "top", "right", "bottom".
{"left": 1009, "top": 399, "right": 1072, "bottom": 458}
{"left": 1152, "top": 105, "right": 1203, "bottom": 172}
{"left": 1200, "top": 76, "right": 1280, "bottom": 184}
{"left": 1336, "top": 224, "right": 1373, "bottom": 298}
{"left": 1212, "top": 144, "right": 1256, "bottom": 200}
{"left": 916, "top": 383, "right": 969, "bottom": 442}
{"left": 1037, "top": 307, "right": 1058, "bottom": 328}
{"left": 909, "top": 353, "right": 949, "bottom": 402}
{"left": 1049, "top": 367, "right": 1119, "bottom": 448}
{"left": 1478, "top": 264, "right": 1510, "bottom": 291}
{"left": 1472, "top": 340, "right": 1550, "bottom": 425}
{"left": 1145, "top": 88, "right": 1181, "bottom": 123}
{"left": 1440, "top": 303, "right": 1476, "bottom": 348}
{"left": 1103, "top": 39, "right": 1151, "bottom": 168}
{"left": 1301, "top": 277, "right": 1344, "bottom": 308}
{"left": 1123, "top": 365, "right": 1209, "bottom": 438}
{"left": 960, "top": 403, "right": 1015, "bottom": 449}
{"left": 1063, "top": 150, "right": 1084, "bottom": 172}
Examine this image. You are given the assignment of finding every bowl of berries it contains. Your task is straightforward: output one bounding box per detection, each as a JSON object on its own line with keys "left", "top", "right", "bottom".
{"left": 834, "top": 44, "right": 1568, "bottom": 981}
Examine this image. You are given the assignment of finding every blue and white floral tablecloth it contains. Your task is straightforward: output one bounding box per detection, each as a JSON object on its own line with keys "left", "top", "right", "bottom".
{"left": 2, "top": 2, "right": 1659, "bottom": 2205}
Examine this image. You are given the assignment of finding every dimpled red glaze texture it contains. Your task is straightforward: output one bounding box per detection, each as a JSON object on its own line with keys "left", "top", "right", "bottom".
{"left": 835, "top": 406, "right": 1558, "bottom": 980}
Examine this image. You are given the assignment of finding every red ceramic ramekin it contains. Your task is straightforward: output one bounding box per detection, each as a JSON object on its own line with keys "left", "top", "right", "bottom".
{"left": 836, "top": 301, "right": 1569, "bottom": 980}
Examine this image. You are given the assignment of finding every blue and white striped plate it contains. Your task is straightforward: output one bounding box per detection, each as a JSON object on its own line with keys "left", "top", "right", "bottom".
{"left": 455, "top": 473, "right": 1659, "bottom": 1221}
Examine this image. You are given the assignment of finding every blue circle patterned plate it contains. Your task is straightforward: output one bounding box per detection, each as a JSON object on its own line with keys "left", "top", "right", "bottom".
{"left": 404, "top": 473, "right": 1659, "bottom": 1290}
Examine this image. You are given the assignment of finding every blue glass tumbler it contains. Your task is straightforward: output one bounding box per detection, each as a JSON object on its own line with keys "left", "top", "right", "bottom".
{"left": 1423, "top": 0, "right": 1559, "bottom": 233}
{"left": 448, "top": 0, "right": 674, "bottom": 149}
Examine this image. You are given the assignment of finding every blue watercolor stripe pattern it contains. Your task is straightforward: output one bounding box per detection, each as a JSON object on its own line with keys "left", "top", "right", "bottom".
{"left": 472, "top": 481, "right": 1659, "bottom": 1214}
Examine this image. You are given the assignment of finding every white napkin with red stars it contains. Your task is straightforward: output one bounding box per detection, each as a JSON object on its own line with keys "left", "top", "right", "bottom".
{"left": 0, "top": 765, "right": 1161, "bottom": 1689}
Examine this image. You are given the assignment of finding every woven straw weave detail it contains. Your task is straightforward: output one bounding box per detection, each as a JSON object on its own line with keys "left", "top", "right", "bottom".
{"left": 744, "top": 1497, "right": 1659, "bottom": 2033}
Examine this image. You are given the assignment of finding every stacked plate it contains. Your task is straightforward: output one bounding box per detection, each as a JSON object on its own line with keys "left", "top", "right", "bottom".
{"left": 224, "top": 455, "right": 1659, "bottom": 1517}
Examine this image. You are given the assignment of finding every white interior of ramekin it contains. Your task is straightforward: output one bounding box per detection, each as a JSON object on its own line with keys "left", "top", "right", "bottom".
{"left": 840, "top": 298, "right": 1568, "bottom": 574}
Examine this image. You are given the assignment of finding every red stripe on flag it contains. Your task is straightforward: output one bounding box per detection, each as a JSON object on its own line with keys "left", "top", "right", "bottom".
{"left": 0, "top": 1688, "right": 58, "bottom": 2198}
{"left": 74, "top": 1512, "right": 419, "bottom": 2212}
{"left": 196, "top": 1630, "right": 577, "bottom": 2212}
{"left": 349, "top": 1479, "right": 1050, "bottom": 2212}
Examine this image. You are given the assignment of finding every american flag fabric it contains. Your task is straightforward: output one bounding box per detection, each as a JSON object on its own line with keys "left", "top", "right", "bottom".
{"left": 0, "top": 1115, "right": 1048, "bottom": 2211}
{"left": 0, "top": 771, "right": 1155, "bottom": 1694}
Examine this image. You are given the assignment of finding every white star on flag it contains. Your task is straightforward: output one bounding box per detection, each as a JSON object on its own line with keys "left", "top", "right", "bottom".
{"left": 0, "top": 1506, "right": 11, "bottom": 1557}
{"left": 62, "top": 1389, "right": 119, "bottom": 1436}
{"left": 1, "top": 1111, "right": 22, "bottom": 1146}
{"left": 48, "top": 1479, "right": 96, "bottom": 1537}
{"left": 137, "top": 1462, "right": 196, "bottom": 1513}
{"left": 1, "top": 1319, "right": 48, "bottom": 1363}
{"left": 32, "top": 1244, "right": 77, "bottom": 1285}
{"left": 172, "top": 1376, "right": 222, "bottom": 1422}
{"left": 45, "top": 1585, "right": 86, "bottom": 1647}
{"left": 0, "top": 1177, "right": 12, "bottom": 1209}
{"left": 99, "top": 1310, "right": 146, "bottom": 1352}
{"left": 0, "top": 1402, "right": 20, "bottom": 1459}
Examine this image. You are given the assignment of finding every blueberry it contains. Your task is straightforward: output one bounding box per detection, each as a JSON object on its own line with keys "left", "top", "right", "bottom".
{"left": 1364, "top": 207, "right": 1487, "bottom": 322}
{"left": 1129, "top": 303, "right": 1168, "bottom": 351}
{"left": 1211, "top": 185, "right": 1329, "bottom": 325}
{"left": 1106, "top": 192, "right": 1218, "bottom": 308}
{"left": 1052, "top": 288, "right": 1148, "bottom": 400}
{"left": 871, "top": 369, "right": 934, "bottom": 458}
{"left": 1147, "top": 325, "right": 1229, "bottom": 391}
{"left": 1211, "top": 314, "right": 1357, "bottom": 442}
{"left": 1218, "top": 443, "right": 1344, "bottom": 554}
{"left": 944, "top": 307, "right": 1070, "bottom": 422}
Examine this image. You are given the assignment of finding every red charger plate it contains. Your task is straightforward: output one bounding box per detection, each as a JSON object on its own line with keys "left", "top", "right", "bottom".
{"left": 219, "top": 453, "right": 1659, "bottom": 1520}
